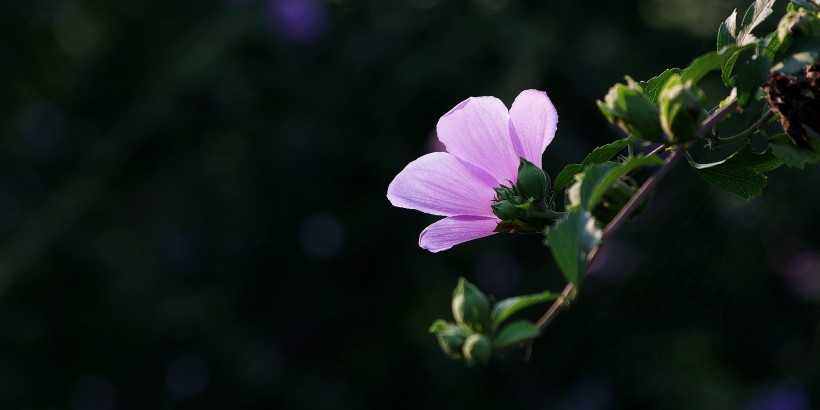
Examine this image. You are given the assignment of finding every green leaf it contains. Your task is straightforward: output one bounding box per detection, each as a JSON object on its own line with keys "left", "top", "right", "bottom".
{"left": 737, "top": 0, "right": 776, "bottom": 46}
{"left": 681, "top": 45, "right": 746, "bottom": 85}
{"left": 640, "top": 68, "right": 681, "bottom": 103}
{"left": 688, "top": 146, "right": 783, "bottom": 199}
{"left": 490, "top": 291, "right": 560, "bottom": 329}
{"left": 721, "top": 49, "right": 743, "bottom": 86}
{"left": 775, "top": 36, "right": 820, "bottom": 73}
{"left": 581, "top": 136, "right": 636, "bottom": 168}
{"left": 554, "top": 163, "right": 582, "bottom": 191}
{"left": 724, "top": 9, "right": 739, "bottom": 41}
{"left": 789, "top": 0, "right": 819, "bottom": 10}
{"left": 545, "top": 210, "right": 602, "bottom": 285}
{"left": 579, "top": 155, "right": 664, "bottom": 210}
{"left": 717, "top": 20, "right": 735, "bottom": 50}
{"left": 555, "top": 136, "right": 639, "bottom": 192}
{"left": 734, "top": 56, "right": 772, "bottom": 106}
{"left": 769, "top": 134, "right": 820, "bottom": 169}
{"left": 492, "top": 320, "right": 540, "bottom": 351}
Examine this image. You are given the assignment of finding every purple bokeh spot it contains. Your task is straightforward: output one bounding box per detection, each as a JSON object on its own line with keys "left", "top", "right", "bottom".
{"left": 745, "top": 381, "right": 808, "bottom": 410}
{"left": 267, "top": 0, "right": 326, "bottom": 43}
{"left": 778, "top": 250, "right": 820, "bottom": 300}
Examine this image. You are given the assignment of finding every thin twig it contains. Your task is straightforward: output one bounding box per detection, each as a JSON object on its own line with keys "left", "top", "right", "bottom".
{"left": 700, "top": 98, "right": 738, "bottom": 135}
{"left": 602, "top": 148, "right": 682, "bottom": 238}
{"left": 532, "top": 147, "right": 683, "bottom": 336}
{"left": 528, "top": 97, "right": 737, "bottom": 359}
{"left": 710, "top": 110, "right": 775, "bottom": 147}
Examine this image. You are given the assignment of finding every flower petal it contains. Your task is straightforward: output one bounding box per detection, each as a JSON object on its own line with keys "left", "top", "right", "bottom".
{"left": 387, "top": 152, "right": 495, "bottom": 217}
{"left": 436, "top": 97, "right": 519, "bottom": 185}
{"left": 419, "top": 216, "right": 499, "bottom": 252}
{"left": 509, "top": 89, "right": 558, "bottom": 169}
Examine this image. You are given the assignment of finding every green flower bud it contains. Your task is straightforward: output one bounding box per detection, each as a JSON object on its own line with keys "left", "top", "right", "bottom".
{"left": 591, "top": 178, "right": 639, "bottom": 224}
{"left": 516, "top": 157, "right": 549, "bottom": 201}
{"left": 462, "top": 333, "right": 492, "bottom": 366}
{"left": 777, "top": 8, "right": 820, "bottom": 43}
{"left": 429, "top": 320, "right": 469, "bottom": 359}
{"left": 492, "top": 200, "right": 521, "bottom": 222}
{"left": 597, "top": 77, "right": 663, "bottom": 142}
{"left": 658, "top": 74, "right": 706, "bottom": 143}
{"left": 451, "top": 277, "right": 490, "bottom": 333}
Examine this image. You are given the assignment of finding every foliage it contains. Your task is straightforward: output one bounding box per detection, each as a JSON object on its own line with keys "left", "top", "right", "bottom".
{"left": 426, "top": 0, "right": 820, "bottom": 369}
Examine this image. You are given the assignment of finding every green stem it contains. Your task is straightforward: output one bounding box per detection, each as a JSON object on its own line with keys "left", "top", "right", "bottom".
{"left": 532, "top": 148, "right": 683, "bottom": 336}
{"left": 700, "top": 97, "right": 738, "bottom": 135}
{"left": 708, "top": 110, "right": 776, "bottom": 148}
{"left": 526, "top": 210, "right": 566, "bottom": 221}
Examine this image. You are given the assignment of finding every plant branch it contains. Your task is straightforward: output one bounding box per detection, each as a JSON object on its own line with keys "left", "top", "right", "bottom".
{"left": 709, "top": 110, "right": 775, "bottom": 148}
{"left": 700, "top": 97, "right": 738, "bottom": 135}
{"left": 533, "top": 147, "right": 683, "bottom": 336}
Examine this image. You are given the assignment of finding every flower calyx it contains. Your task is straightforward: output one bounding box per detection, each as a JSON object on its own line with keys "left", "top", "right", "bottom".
{"left": 492, "top": 158, "right": 561, "bottom": 234}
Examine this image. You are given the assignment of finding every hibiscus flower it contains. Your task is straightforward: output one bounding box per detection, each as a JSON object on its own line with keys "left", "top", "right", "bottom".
{"left": 387, "top": 90, "right": 559, "bottom": 252}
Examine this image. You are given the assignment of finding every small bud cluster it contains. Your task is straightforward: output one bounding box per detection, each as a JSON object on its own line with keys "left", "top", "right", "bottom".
{"left": 492, "top": 158, "right": 560, "bottom": 234}
{"left": 429, "top": 278, "right": 543, "bottom": 366}
{"left": 598, "top": 75, "right": 707, "bottom": 144}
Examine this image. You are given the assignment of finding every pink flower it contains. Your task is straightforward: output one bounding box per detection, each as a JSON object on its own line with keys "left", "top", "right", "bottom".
{"left": 387, "top": 90, "right": 559, "bottom": 252}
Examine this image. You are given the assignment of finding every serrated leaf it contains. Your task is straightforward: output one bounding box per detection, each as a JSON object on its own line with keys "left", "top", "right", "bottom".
{"left": 579, "top": 155, "right": 664, "bottom": 210}
{"left": 492, "top": 320, "right": 540, "bottom": 351}
{"left": 490, "top": 291, "right": 560, "bottom": 329}
{"left": 640, "top": 68, "right": 681, "bottom": 103}
{"left": 737, "top": 0, "right": 776, "bottom": 46}
{"left": 681, "top": 45, "right": 746, "bottom": 85}
{"left": 718, "top": 20, "right": 735, "bottom": 50}
{"left": 775, "top": 37, "right": 820, "bottom": 73}
{"left": 725, "top": 9, "right": 739, "bottom": 39}
{"left": 546, "top": 210, "right": 602, "bottom": 285}
{"left": 554, "top": 163, "right": 582, "bottom": 191}
{"left": 581, "top": 136, "right": 636, "bottom": 168}
{"left": 721, "top": 49, "right": 743, "bottom": 86}
{"left": 769, "top": 134, "right": 820, "bottom": 169}
{"left": 735, "top": 56, "right": 772, "bottom": 106}
{"left": 688, "top": 146, "right": 783, "bottom": 199}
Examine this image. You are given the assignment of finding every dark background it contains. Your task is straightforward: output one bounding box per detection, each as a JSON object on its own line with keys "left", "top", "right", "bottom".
{"left": 1, "top": 0, "right": 818, "bottom": 408}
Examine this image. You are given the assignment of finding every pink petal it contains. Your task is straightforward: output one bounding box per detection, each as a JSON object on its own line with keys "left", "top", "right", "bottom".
{"left": 419, "top": 216, "right": 499, "bottom": 252}
{"left": 436, "top": 97, "right": 519, "bottom": 185}
{"left": 509, "top": 89, "right": 558, "bottom": 169}
{"left": 387, "top": 152, "right": 495, "bottom": 217}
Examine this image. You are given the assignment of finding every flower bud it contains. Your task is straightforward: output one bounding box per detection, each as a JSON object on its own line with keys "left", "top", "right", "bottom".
{"left": 597, "top": 77, "right": 663, "bottom": 142}
{"left": 462, "top": 333, "right": 492, "bottom": 366}
{"left": 658, "top": 74, "right": 706, "bottom": 143}
{"left": 451, "top": 277, "right": 490, "bottom": 333}
{"left": 491, "top": 200, "right": 521, "bottom": 222}
{"left": 429, "top": 320, "right": 469, "bottom": 359}
{"left": 777, "top": 8, "right": 820, "bottom": 43}
{"left": 516, "top": 158, "right": 549, "bottom": 201}
{"left": 591, "top": 178, "right": 639, "bottom": 224}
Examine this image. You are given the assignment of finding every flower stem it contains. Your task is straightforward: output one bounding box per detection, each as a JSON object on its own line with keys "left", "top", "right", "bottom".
{"left": 528, "top": 94, "right": 734, "bottom": 355}
{"left": 532, "top": 147, "right": 683, "bottom": 339}
{"left": 700, "top": 97, "right": 738, "bottom": 135}
{"left": 526, "top": 210, "right": 566, "bottom": 221}
{"left": 708, "top": 110, "right": 776, "bottom": 148}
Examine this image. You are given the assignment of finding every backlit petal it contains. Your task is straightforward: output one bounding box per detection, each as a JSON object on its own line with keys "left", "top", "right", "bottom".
{"left": 436, "top": 97, "right": 519, "bottom": 185}
{"left": 509, "top": 89, "right": 558, "bottom": 168}
{"left": 419, "top": 216, "right": 499, "bottom": 252}
{"left": 387, "top": 152, "right": 495, "bottom": 217}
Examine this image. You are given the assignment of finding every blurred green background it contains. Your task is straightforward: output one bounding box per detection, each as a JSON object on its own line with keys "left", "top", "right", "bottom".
{"left": 1, "top": 0, "right": 819, "bottom": 408}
